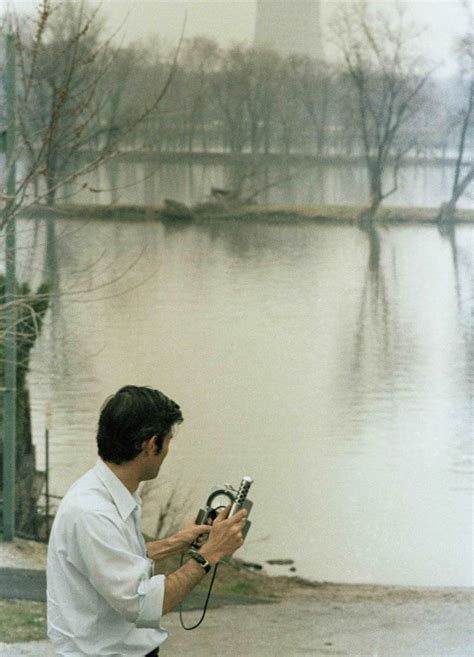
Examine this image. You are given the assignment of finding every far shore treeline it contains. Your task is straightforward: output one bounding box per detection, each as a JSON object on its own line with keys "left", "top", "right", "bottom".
{"left": 1, "top": 0, "right": 472, "bottom": 223}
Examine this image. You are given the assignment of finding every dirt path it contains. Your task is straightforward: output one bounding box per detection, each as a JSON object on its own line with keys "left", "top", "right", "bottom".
{"left": 1, "top": 585, "right": 472, "bottom": 657}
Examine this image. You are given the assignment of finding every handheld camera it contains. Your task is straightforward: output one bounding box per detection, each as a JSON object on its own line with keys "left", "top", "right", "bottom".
{"left": 181, "top": 476, "right": 254, "bottom": 630}
{"left": 192, "top": 476, "right": 253, "bottom": 549}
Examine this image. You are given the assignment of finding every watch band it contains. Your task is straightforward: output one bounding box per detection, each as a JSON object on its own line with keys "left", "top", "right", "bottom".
{"left": 189, "top": 551, "right": 211, "bottom": 573}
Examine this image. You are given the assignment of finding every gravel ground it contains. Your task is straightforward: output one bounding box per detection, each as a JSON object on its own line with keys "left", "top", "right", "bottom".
{"left": 0, "top": 540, "right": 47, "bottom": 570}
{"left": 1, "top": 590, "right": 473, "bottom": 657}
{"left": 1, "top": 540, "right": 472, "bottom": 657}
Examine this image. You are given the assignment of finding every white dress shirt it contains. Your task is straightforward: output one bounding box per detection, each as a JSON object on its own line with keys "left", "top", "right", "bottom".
{"left": 47, "top": 459, "right": 168, "bottom": 656}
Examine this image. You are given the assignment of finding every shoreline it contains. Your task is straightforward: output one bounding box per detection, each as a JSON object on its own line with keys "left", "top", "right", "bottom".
{"left": 78, "top": 148, "right": 466, "bottom": 168}
{"left": 0, "top": 537, "right": 471, "bottom": 598}
{"left": 19, "top": 202, "right": 474, "bottom": 225}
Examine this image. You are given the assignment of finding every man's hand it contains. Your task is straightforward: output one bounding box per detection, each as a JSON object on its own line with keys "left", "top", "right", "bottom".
{"left": 146, "top": 522, "right": 211, "bottom": 561}
{"left": 161, "top": 506, "right": 247, "bottom": 614}
{"left": 199, "top": 505, "right": 247, "bottom": 565}
{"left": 170, "top": 523, "right": 212, "bottom": 554}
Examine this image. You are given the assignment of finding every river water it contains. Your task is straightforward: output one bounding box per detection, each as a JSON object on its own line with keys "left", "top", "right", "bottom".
{"left": 16, "top": 212, "right": 473, "bottom": 588}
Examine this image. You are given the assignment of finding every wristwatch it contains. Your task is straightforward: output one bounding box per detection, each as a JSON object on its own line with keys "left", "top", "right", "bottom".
{"left": 188, "top": 551, "right": 211, "bottom": 573}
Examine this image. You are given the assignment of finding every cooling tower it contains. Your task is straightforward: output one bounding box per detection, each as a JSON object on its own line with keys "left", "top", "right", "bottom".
{"left": 254, "top": 0, "right": 324, "bottom": 61}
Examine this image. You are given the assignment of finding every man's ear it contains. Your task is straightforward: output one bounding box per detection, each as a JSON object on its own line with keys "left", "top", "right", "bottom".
{"left": 143, "top": 436, "right": 158, "bottom": 456}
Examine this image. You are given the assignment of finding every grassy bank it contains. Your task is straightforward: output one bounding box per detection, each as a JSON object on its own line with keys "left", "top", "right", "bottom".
{"left": 20, "top": 202, "right": 474, "bottom": 225}
{"left": 0, "top": 599, "right": 47, "bottom": 642}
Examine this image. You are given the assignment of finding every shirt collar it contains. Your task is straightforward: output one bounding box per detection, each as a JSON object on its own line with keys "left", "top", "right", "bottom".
{"left": 94, "top": 459, "right": 141, "bottom": 521}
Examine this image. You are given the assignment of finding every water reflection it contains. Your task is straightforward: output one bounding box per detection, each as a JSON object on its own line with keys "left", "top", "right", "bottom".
{"left": 437, "top": 223, "right": 474, "bottom": 492}
{"left": 438, "top": 221, "right": 462, "bottom": 310}
{"left": 62, "top": 156, "right": 474, "bottom": 210}
{"left": 352, "top": 219, "right": 474, "bottom": 497}
{"left": 353, "top": 222, "right": 390, "bottom": 375}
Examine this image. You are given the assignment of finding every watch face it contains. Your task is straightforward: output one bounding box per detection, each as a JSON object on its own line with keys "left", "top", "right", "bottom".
{"left": 191, "top": 552, "right": 210, "bottom": 571}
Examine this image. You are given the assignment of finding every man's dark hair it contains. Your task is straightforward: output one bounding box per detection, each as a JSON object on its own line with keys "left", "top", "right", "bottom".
{"left": 97, "top": 385, "right": 183, "bottom": 464}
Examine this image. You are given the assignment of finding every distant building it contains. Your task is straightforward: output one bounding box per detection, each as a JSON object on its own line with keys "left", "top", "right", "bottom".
{"left": 254, "top": 0, "right": 324, "bottom": 61}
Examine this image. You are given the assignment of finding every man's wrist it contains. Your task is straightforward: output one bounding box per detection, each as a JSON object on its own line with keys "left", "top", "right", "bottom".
{"left": 188, "top": 551, "right": 212, "bottom": 573}
{"left": 197, "top": 545, "right": 221, "bottom": 566}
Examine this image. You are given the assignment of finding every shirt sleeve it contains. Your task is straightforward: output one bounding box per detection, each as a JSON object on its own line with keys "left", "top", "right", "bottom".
{"left": 66, "top": 509, "right": 165, "bottom": 629}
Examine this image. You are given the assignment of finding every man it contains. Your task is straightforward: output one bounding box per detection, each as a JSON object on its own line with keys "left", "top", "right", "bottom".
{"left": 47, "top": 385, "right": 246, "bottom": 656}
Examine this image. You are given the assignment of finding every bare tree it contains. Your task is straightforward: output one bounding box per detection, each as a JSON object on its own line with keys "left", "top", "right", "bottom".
{"left": 287, "top": 54, "right": 333, "bottom": 155}
{"left": 211, "top": 45, "right": 248, "bottom": 153}
{"left": 273, "top": 59, "right": 304, "bottom": 155}
{"left": 437, "top": 2, "right": 474, "bottom": 223}
{"left": 123, "top": 41, "right": 178, "bottom": 152}
{"left": 179, "top": 37, "right": 220, "bottom": 152}
{"left": 140, "top": 479, "right": 194, "bottom": 539}
{"left": 331, "top": 0, "right": 434, "bottom": 221}
{"left": 212, "top": 46, "right": 282, "bottom": 155}
{"left": 8, "top": 0, "right": 179, "bottom": 287}
{"left": 243, "top": 48, "right": 282, "bottom": 155}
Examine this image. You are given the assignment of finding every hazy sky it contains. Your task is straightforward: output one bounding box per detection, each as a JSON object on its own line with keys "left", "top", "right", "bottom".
{"left": 7, "top": 0, "right": 469, "bottom": 74}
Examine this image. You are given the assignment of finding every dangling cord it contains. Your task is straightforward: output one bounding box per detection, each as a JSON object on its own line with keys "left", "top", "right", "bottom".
{"left": 179, "top": 553, "right": 220, "bottom": 630}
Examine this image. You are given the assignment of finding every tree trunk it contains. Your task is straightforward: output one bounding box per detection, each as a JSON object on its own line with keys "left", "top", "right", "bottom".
{"left": 0, "top": 281, "right": 50, "bottom": 538}
{"left": 358, "top": 166, "right": 383, "bottom": 222}
{"left": 437, "top": 167, "right": 474, "bottom": 223}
